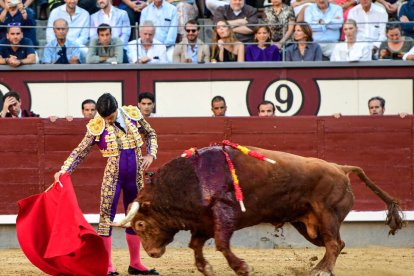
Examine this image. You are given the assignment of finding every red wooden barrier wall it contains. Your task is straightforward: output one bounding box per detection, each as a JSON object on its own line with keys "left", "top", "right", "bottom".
{"left": 0, "top": 116, "right": 412, "bottom": 215}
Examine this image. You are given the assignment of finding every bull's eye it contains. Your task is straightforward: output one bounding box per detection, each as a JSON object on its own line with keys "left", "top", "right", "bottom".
{"left": 136, "top": 221, "right": 145, "bottom": 230}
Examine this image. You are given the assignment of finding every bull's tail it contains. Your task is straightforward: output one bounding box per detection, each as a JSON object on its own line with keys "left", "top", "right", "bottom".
{"left": 340, "top": 165, "right": 405, "bottom": 235}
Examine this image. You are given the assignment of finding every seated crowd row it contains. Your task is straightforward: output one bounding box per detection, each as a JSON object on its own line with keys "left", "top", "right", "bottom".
{"left": 1, "top": 0, "right": 414, "bottom": 65}
{"left": 0, "top": 90, "right": 389, "bottom": 119}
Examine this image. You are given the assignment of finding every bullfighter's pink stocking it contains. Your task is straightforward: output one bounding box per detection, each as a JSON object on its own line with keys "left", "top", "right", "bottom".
{"left": 126, "top": 233, "right": 149, "bottom": 270}
{"left": 102, "top": 236, "right": 116, "bottom": 273}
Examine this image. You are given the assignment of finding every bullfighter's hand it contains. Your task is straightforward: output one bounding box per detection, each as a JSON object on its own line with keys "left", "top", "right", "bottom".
{"left": 54, "top": 171, "right": 63, "bottom": 183}
{"left": 140, "top": 155, "right": 154, "bottom": 170}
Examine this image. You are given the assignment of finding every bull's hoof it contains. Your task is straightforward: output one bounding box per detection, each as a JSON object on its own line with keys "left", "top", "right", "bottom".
{"left": 201, "top": 263, "right": 214, "bottom": 276}
{"left": 236, "top": 262, "right": 251, "bottom": 276}
{"left": 310, "top": 269, "right": 332, "bottom": 276}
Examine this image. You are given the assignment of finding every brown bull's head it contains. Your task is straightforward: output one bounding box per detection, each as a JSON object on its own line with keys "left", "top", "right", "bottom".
{"left": 132, "top": 201, "right": 178, "bottom": 258}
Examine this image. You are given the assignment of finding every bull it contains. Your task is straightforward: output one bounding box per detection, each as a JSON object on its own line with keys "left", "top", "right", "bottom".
{"left": 116, "top": 145, "right": 404, "bottom": 275}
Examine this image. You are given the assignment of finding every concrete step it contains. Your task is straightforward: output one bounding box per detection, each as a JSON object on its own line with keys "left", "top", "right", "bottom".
{"left": 36, "top": 20, "right": 47, "bottom": 45}
{"left": 198, "top": 18, "right": 213, "bottom": 45}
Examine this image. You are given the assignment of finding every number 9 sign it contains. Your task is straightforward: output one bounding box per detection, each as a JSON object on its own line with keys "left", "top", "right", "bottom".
{"left": 264, "top": 80, "right": 303, "bottom": 116}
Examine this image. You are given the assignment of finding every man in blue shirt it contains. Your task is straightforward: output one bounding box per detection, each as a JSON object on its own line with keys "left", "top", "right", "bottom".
{"left": 90, "top": 0, "right": 131, "bottom": 48}
{"left": 43, "top": 18, "right": 81, "bottom": 64}
{"left": 304, "top": 0, "right": 343, "bottom": 58}
{"left": 399, "top": 0, "right": 414, "bottom": 39}
{"left": 140, "top": 0, "right": 178, "bottom": 62}
{"left": 0, "top": 25, "right": 35, "bottom": 67}
{"left": 0, "top": 0, "right": 37, "bottom": 46}
{"left": 46, "top": 0, "right": 90, "bottom": 62}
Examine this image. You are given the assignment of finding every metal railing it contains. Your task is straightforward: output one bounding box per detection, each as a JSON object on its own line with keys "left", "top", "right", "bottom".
{"left": 0, "top": 20, "right": 409, "bottom": 63}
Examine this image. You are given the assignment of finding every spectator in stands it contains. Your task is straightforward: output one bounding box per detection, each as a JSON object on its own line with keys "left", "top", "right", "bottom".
{"left": 368, "top": 96, "right": 385, "bottom": 116}
{"left": 258, "top": 100, "right": 275, "bottom": 116}
{"left": 213, "top": 0, "right": 258, "bottom": 43}
{"left": 211, "top": 95, "right": 227, "bottom": 116}
{"left": 127, "top": 20, "right": 168, "bottom": 63}
{"left": 330, "top": 0, "right": 356, "bottom": 41}
{"left": 43, "top": 18, "right": 81, "bottom": 64}
{"left": 173, "top": 19, "right": 210, "bottom": 63}
{"left": 118, "top": 0, "right": 149, "bottom": 34}
{"left": 211, "top": 20, "right": 244, "bottom": 62}
{"left": 304, "top": 0, "right": 343, "bottom": 59}
{"left": 47, "top": 0, "right": 90, "bottom": 62}
{"left": 330, "top": 19, "right": 371, "bottom": 61}
{"left": 169, "top": 0, "right": 198, "bottom": 41}
{"left": 206, "top": 0, "right": 230, "bottom": 14}
{"left": 290, "top": 0, "right": 315, "bottom": 21}
{"left": 81, "top": 99, "right": 96, "bottom": 118}
{"left": 285, "top": 21, "right": 323, "bottom": 61}
{"left": 90, "top": 0, "right": 131, "bottom": 49}
{"left": 375, "top": 0, "right": 398, "bottom": 18}
{"left": 245, "top": 25, "right": 281, "bottom": 61}
{"left": 263, "top": 0, "right": 295, "bottom": 48}
{"left": 87, "top": 23, "right": 123, "bottom": 64}
{"left": 347, "top": 0, "right": 388, "bottom": 58}
{"left": 49, "top": 0, "right": 99, "bottom": 14}
{"left": 138, "top": 92, "right": 155, "bottom": 117}
{"left": 403, "top": 46, "right": 414, "bottom": 60}
{"left": 0, "top": 0, "right": 48, "bottom": 20}
{"left": 0, "top": 24, "right": 35, "bottom": 66}
{"left": 0, "top": 0, "right": 37, "bottom": 45}
{"left": 398, "top": 0, "right": 414, "bottom": 40}
{"left": 378, "top": 22, "right": 414, "bottom": 60}
{"left": 35, "top": 0, "right": 49, "bottom": 20}
{"left": 0, "top": 91, "right": 38, "bottom": 117}
{"left": 140, "top": 0, "right": 178, "bottom": 62}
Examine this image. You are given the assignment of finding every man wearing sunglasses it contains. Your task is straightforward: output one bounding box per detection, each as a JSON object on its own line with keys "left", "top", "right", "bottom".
{"left": 172, "top": 19, "right": 210, "bottom": 64}
{"left": 0, "top": 24, "right": 35, "bottom": 67}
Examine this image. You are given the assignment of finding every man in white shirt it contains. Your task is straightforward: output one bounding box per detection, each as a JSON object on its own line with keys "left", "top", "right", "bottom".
{"left": 206, "top": 0, "right": 230, "bottom": 14}
{"left": 90, "top": 0, "right": 131, "bottom": 48}
{"left": 140, "top": 0, "right": 178, "bottom": 62}
{"left": 47, "top": 0, "right": 90, "bottom": 46}
{"left": 347, "top": 0, "right": 388, "bottom": 57}
{"left": 46, "top": 0, "right": 90, "bottom": 62}
{"left": 127, "top": 20, "right": 168, "bottom": 64}
{"left": 403, "top": 46, "right": 414, "bottom": 60}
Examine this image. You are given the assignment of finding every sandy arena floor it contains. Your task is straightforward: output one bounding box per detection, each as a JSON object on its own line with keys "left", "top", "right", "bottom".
{"left": 1, "top": 247, "right": 413, "bottom": 275}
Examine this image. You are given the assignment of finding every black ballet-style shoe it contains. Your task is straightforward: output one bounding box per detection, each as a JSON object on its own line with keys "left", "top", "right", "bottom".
{"left": 107, "top": 272, "right": 119, "bottom": 276}
{"left": 128, "top": 266, "right": 160, "bottom": 275}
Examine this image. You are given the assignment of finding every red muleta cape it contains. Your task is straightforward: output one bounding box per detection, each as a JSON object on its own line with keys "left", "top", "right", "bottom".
{"left": 16, "top": 173, "right": 108, "bottom": 275}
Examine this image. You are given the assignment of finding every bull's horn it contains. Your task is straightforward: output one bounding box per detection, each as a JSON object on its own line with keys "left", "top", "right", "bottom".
{"left": 111, "top": 201, "right": 139, "bottom": 227}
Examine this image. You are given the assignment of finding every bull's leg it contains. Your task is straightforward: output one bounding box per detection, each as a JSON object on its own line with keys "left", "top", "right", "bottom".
{"left": 212, "top": 203, "right": 250, "bottom": 276}
{"left": 189, "top": 234, "right": 214, "bottom": 276}
{"left": 310, "top": 212, "right": 344, "bottom": 276}
{"left": 291, "top": 221, "right": 324, "bottom": 247}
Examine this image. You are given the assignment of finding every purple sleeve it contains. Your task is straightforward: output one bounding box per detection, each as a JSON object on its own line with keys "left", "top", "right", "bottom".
{"left": 273, "top": 46, "right": 281, "bottom": 61}
{"left": 245, "top": 46, "right": 254, "bottom": 61}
